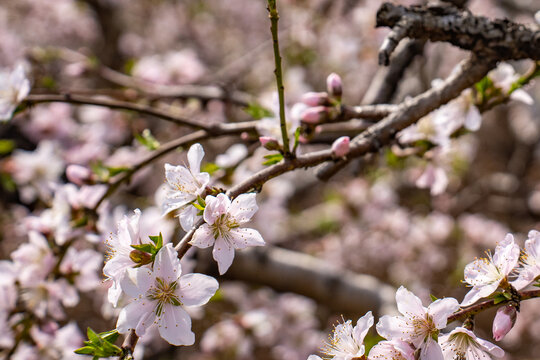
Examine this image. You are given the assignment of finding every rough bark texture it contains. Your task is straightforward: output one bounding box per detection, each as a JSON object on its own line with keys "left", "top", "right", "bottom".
{"left": 376, "top": 2, "right": 540, "bottom": 65}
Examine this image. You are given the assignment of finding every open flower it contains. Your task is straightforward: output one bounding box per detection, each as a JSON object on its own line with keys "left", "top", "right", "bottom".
{"left": 190, "top": 193, "right": 265, "bottom": 274}
{"left": 376, "top": 287, "right": 459, "bottom": 360}
{"left": 103, "top": 209, "right": 143, "bottom": 306}
{"left": 162, "top": 143, "right": 210, "bottom": 231}
{"left": 0, "top": 63, "right": 31, "bottom": 121}
{"left": 512, "top": 230, "right": 540, "bottom": 290}
{"left": 440, "top": 327, "right": 504, "bottom": 359}
{"left": 309, "top": 312, "right": 373, "bottom": 360}
{"left": 116, "top": 244, "right": 218, "bottom": 345}
{"left": 461, "top": 234, "right": 520, "bottom": 306}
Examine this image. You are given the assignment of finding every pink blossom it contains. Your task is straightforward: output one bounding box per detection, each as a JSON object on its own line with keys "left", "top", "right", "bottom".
{"left": 66, "top": 164, "right": 92, "bottom": 186}
{"left": 368, "top": 339, "right": 414, "bottom": 360}
{"left": 376, "top": 286, "right": 459, "bottom": 360}
{"left": 462, "top": 234, "right": 520, "bottom": 306}
{"left": 301, "top": 92, "right": 330, "bottom": 106}
{"left": 301, "top": 106, "right": 328, "bottom": 124}
{"left": 116, "top": 244, "right": 218, "bottom": 345}
{"left": 190, "top": 193, "right": 265, "bottom": 274}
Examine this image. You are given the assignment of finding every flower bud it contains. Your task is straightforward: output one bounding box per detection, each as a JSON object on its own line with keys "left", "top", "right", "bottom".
{"left": 331, "top": 136, "right": 350, "bottom": 157}
{"left": 326, "top": 73, "right": 342, "bottom": 99}
{"left": 301, "top": 106, "right": 329, "bottom": 124}
{"left": 66, "top": 164, "right": 92, "bottom": 186}
{"left": 493, "top": 305, "right": 517, "bottom": 341}
{"left": 259, "top": 136, "right": 281, "bottom": 151}
{"left": 129, "top": 249, "right": 152, "bottom": 266}
{"left": 301, "top": 92, "right": 330, "bottom": 106}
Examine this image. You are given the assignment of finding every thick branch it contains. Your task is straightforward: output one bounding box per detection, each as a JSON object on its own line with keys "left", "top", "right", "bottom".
{"left": 196, "top": 246, "right": 397, "bottom": 318}
{"left": 376, "top": 2, "right": 540, "bottom": 64}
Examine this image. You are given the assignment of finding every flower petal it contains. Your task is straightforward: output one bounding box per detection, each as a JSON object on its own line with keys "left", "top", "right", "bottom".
{"left": 461, "top": 283, "right": 499, "bottom": 306}
{"left": 493, "top": 234, "right": 520, "bottom": 275}
{"left": 120, "top": 267, "right": 153, "bottom": 299}
{"left": 153, "top": 244, "right": 182, "bottom": 283}
{"left": 190, "top": 224, "right": 216, "bottom": 248}
{"left": 353, "top": 311, "right": 374, "bottom": 344}
{"left": 179, "top": 205, "right": 198, "bottom": 232}
{"left": 396, "top": 286, "right": 425, "bottom": 318}
{"left": 428, "top": 297, "right": 460, "bottom": 329}
{"left": 420, "top": 338, "right": 443, "bottom": 360}
{"left": 376, "top": 315, "right": 410, "bottom": 342}
{"left": 213, "top": 237, "right": 235, "bottom": 275}
{"left": 187, "top": 143, "right": 204, "bottom": 174}
{"left": 178, "top": 273, "right": 219, "bottom": 307}
{"left": 116, "top": 298, "right": 155, "bottom": 335}
{"left": 228, "top": 227, "right": 265, "bottom": 249}
{"left": 229, "top": 193, "right": 258, "bottom": 223}
{"left": 157, "top": 304, "right": 195, "bottom": 346}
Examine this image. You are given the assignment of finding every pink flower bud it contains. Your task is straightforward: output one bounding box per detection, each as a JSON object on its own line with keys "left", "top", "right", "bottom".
{"left": 332, "top": 136, "right": 350, "bottom": 157}
{"left": 259, "top": 136, "right": 281, "bottom": 151}
{"left": 301, "top": 92, "right": 330, "bottom": 106}
{"left": 66, "top": 164, "right": 92, "bottom": 186}
{"left": 326, "top": 73, "right": 342, "bottom": 98}
{"left": 301, "top": 106, "right": 328, "bottom": 124}
{"left": 493, "top": 305, "right": 517, "bottom": 341}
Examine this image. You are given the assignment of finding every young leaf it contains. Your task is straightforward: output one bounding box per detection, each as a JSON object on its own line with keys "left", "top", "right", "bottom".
{"left": 244, "top": 102, "right": 273, "bottom": 120}
{"left": 135, "top": 129, "right": 160, "bottom": 150}
{"left": 262, "top": 153, "right": 283, "bottom": 166}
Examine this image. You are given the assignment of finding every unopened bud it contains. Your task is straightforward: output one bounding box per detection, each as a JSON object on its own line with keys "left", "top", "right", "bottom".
{"left": 259, "top": 136, "right": 281, "bottom": 151}
{"left": 301, "top": 106, "right": 329, "bottom": 124}
{"left": 301, "top": 92, "right": 330, "bottom": 106}
{"left": 493, "top": 305, "right": 517, "bottom": 341}
{"left": 66, "top": 164, "right": 92, "bottom": 186}
{"left": 326, "top": 73, "right": 342, "bottom": 99}
{"left": 331, "top": 136, "right": 350, "bottom": 157}
{"left": 129, "top": 249, "right": 152, "bottom": 266}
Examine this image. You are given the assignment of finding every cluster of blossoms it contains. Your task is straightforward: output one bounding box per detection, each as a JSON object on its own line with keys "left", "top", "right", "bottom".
{"left": 308, "top": 230, "right": 540, "bottom": 360}
{"left": 101, "top": 143, "right": 266, "bottom": 346}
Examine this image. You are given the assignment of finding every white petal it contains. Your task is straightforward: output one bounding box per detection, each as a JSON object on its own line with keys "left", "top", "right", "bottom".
{"left": 187, "top": 143, "right": 204, "bottom": 174}
{"left": 493, "top": 234, "right": 520, "bottom": 275}
{"left": 376, "top": 315, "right": 410, "bottom": 341}
{"left": 179, "top": 205, "right": 199, "bottom": 232}
{"left": 476, "top": 336, "right": 505, "bottom": 357}
{"left": 178, "top": 273, "right": 219, "bottom": 306}
{"left": 461, "top": 283, "right": 499, "bottom": 306}
{"left": 153, "top": 244, "right": 182, "bottom": 283}
{"left": 428, "top": 297, "right": 460, "bottom": 329}
{"left": 203, "top": 194, "right": 230, "bottom": 224}
{"left": 120, "top": 267, "right": 153, "bottom": 298}
{"left": 464, "top": 105, "right": 482, "bottom": 131}
{"left": 229, "top": 193, "right": 258, "bottom": 223}
{"left": 420, "top": 338, "right": 443, "bottom": 360}
{"left": 190, "top": 224, "right": 216, "bottom": 248}
{"left": 353, "top": 311, "right": 374, "bottom": 344}
{"left": 157, "top": 304, "right": 195, "bottom": 346}
{"left": 116, "top": 298, "right": 154, "bottom": 335}
{"left": 228, "top": 227, "right": 265, "bottom": 249}
{"left": 213, "top": 237, "right": 235, "bottom": 275}
{"left": 510, "top": 89, "right": 533, "bottom": 105}
{"left": 396, "top": 286, "right": 426, "bottom": 318}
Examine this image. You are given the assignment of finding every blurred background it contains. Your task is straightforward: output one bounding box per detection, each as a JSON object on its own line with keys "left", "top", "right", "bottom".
{"left": 0, "top": 0, "right": 539, "bottom": 359}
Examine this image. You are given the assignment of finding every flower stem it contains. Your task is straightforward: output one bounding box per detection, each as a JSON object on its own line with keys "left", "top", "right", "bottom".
{"left": 267, "top": 0, "right": 291, "bottom": 157}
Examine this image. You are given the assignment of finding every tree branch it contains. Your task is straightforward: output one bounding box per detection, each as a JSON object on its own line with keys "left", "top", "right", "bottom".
{"left": 376, "top": 2, "right": 540, "bottom": 64}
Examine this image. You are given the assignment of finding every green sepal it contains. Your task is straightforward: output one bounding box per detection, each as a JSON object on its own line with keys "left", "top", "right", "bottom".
{"left": 430, "top": 294, "right": 438, "bottom": 302}
{"left": 131, "top": 244, "right": 154, "bottom": 253}
{"left": 262, "top": 153, "right": 283, "bottom": 166}
{"left": 492, "top": 292, "right": 509, "bottom": 305}
{"left": 197, "top": 195, "right": 206, "bottom": 207}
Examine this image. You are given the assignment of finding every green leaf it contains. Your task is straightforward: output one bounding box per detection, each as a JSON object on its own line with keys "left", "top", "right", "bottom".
{"left": 0, "top": 173, "right": 16, "bottom": 192}
{"left": 87, "top": 328, "right": 102, "bottom": 345}
{"left": 99, "top": 330, "right": 120, "bottom": 343}
{"left": 107, "top": 166, "right": 130, "bottom": 177}
{"left": 292, "top": 127, "right": 301, "bottom": 153}
{"left": 197, "top": 195, "right": 206, "bottom": 207}
{"left": 244, "top": 103, "right": 273, "bottom": 120}
{"left": 262, "top": 153, "right": 283, "bottom": 166}
{"left": 134, "top": 129, "right": 160, "bottom": 150}
{"left": 492, "top": 293, "right": 508, "bottom": 305}
{"left": 430, "top": 294, "right": 438, "bottom": 302}
{"left": 0, "top": 140, "right": 15, "bottom": 155}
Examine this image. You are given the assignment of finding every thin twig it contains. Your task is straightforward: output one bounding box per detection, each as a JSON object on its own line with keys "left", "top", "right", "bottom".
{"left": 24, "top": 94, "right": 211, "bottom": 130}
{"left": 267, "top": 0, "right": 290, "bottom": 156}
